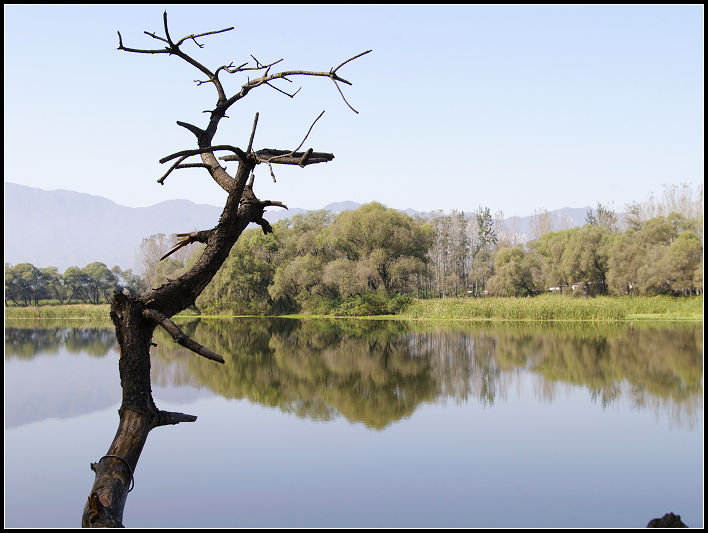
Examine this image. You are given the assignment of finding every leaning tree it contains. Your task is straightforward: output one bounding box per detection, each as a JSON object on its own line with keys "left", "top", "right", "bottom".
{"left": 82, "top": 13, "right": 369, "bottom": 527}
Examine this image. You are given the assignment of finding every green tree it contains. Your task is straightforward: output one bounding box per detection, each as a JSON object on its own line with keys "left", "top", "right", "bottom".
{"left": 82, "top": 262, "right": 118, "bottom": 304}
{"left": 561, "top": 225, "right": 613, "bottom": 294}
{"left": 197, "top": 226, "right": 280, "bottom": 314}
{"left": 468, "top": 248, "right": 494, "bottom": 296}
{"left": 487, "top": 246, "right": 541, "bottom": 297}
{"left": 607, "top": 231, "right": 644, "bottom": 295}
{"left": 39, "top": 266, "right": 68, "bottom": 304}
{"left": 269, "top": 253, "right": 330, "bottom": 311}
{"left": 662, "top": 231, "right": 703, "bottom": 295}
{"left": 532, "top": 229, "right": 573, "bottom": 292}
{"left": 5, "top": 264, "right": 24, "bottom": 306}
{"left": 322, "top": 202, "right": 429, "bottom": 294}
{"left": 265, "top": 211, "right": 334, "bottom": 312}
{"left": 63, "top": 266, "right": 92, "bottom": 304}
{"left": 630, "top": 215, "right": 699, "bottom": 295}
{"left": 6, "top": 263, "right": 42, "bottom": 306}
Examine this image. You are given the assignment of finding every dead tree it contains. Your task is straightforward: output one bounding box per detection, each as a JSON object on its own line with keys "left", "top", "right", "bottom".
{"left": 82, "top": 13, "right": 369, "bottom": 527}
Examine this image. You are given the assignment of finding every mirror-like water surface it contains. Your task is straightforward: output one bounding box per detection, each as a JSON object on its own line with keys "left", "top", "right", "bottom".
{"left": 4, "top": 318, "right": 703, "bottom": 527}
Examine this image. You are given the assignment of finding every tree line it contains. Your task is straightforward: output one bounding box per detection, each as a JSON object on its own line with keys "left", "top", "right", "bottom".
{"left": 7, "top": 185, "right": 702, "bottom": 312}
{"left": 136, "top": 189, "right": 702, "bottom": 315}
{"left": 4, "top": 262, "right": 145, "bottom": 306}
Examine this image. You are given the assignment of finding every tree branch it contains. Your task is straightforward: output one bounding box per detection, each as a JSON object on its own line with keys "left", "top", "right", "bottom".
{"left": 159, "top": 230, "right": 212, "bottom": 261}
{"left": 160, "top": 145, "right": 248, "bottom": 165}
{"left": 175, "top": 27, "right": 234, "bottom": 48}
{"left": 247, "top": 112, "right": 259, "bottom": 153}
{"left": 331, "top": 78, "right": 360, "bottom": 114}
{"left": 176, "top": 120, "right": 205, "bottom": 138}
{"left": 217, "top": 110, "right": 330, "bottom": 184}
{"left": 290, "top": 110, "right": 325, "bottom": 153}
{"left": 119, "top": 17, "right": 368, "bottom": 194}
{"left": 157, "top": 155, "right": 189, "bottom": 185}
{"left": 254, "top": 216, "right": 274, "bottom": 235}
{"left": 156, "top": 410, "right": 198, "bottom": 426}
{"left": 262, "top": 200, "right": 288, "bottom": 209}
{"left": 331, "top": 49, "right": 372, "bottom": 75}
{"left": 223, "top": 50, "right": 372, "bottom": 111}
{"left": 142, "top": 308, "right": 225, "bottom": 364}
{"left": 244, "top": 149, "right": 334, "bottom": 165}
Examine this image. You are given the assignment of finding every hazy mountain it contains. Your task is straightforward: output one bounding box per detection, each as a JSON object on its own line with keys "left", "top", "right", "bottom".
{"left": 5, "top": 183, "right": 223, "bottom": 272}
{"left": 4, "top": 182, "right": 590, "bottom": 272}
{"left": 4, "top": 183, "right": 370, "bottom": 272}
{"left": 501, "top": 207, "right": 589, "bottom": 243}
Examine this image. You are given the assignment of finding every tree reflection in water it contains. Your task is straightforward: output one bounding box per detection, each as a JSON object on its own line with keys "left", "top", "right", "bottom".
{"left": 6, "top": 318, "right": 703, "bottom": 429}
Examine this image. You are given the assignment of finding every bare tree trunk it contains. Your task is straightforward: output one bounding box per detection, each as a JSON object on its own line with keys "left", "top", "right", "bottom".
{"left": 81, "top": 12, "right": 368, "bottom": 527}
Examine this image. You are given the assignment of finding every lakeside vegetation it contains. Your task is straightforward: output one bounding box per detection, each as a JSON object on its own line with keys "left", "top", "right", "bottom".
{"left": 141, "top": 184, "right": 701, "bottom": 316}
{"left": 5, "top": 294, "right": 702, "bottom": 322}
{"left": 400, "top": 294, "right": 703, "bottom": 321}
{"left": 5, "top": 304, "right": 112, "bottom": 322}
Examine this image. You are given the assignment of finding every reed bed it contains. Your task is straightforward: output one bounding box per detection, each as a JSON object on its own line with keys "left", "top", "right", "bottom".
{"left": 5, "top": 304, "right": 111, "bottom": 322}
{"left": 3, "top": 295, "right": 702, "bottom": 322}
{"left": 400, "top": 294, "right": 703, "bottom": 322}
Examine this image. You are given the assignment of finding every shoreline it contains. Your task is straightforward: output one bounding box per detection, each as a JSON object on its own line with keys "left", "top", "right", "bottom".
{"left": 5, "top": 295, "right": 703, "bottom": 323}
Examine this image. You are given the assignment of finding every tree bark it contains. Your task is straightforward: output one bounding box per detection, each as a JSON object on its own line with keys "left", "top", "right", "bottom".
{"left": 82, "top": 177, "right": 262, "bottom": 527}
{"left": 82, "top": 13, "right": 367, "bottom": 526}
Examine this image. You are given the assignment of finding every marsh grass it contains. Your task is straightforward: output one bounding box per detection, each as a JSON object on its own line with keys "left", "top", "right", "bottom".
{"left": 4, "top": 295, "right": 702, "bottom": 322}
{"left": 400, "top": 294, "right": 703, "bottom": 321}
{"left": 5, "top": 304, "right": 111, "bottom": 322}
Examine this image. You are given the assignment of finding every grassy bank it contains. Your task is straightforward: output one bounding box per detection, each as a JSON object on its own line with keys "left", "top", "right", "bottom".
{"left": 400, "top": 294, "right": 703, "bottom": 321}
{"left": 5, "top": 304, "right": 112, "bottom": 321}
{"left": 5, "top": 294, "right": 703, "bottom": 322}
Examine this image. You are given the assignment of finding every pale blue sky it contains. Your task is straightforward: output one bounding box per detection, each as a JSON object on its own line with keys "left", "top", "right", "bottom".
{"left": 4, "top": 4, "right": 703, "bottom": 217}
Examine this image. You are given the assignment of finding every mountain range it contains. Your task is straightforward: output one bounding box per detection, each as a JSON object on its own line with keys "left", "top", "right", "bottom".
{"left": 4, "top": 182, "right": 589, "bottom": 272}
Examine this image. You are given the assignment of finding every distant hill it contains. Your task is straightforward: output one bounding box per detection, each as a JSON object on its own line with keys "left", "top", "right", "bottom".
{"left": 501, "top": 207, "right": 590, "bottom": 243}
{"left": 4, "top": 183, "right": 364, "bottom": 272}
{"left": 4, "top": 182, "right": 590, "bottom": 272}
{"left": 5, "top": 183, "right": 223, "bottom": 272}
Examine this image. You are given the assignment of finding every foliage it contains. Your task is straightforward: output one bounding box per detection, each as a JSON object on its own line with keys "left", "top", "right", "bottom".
{"left": 607, "top": 214, "right": 703, "bottom": 296}
{"left": 487, "top": 246, "right": 542, "bottom": 297}
{"left": 195, "top": 203, "right": 430, "bottom": 315}
{"left": 5, "top": 262, "right": 144, "bottom": 307}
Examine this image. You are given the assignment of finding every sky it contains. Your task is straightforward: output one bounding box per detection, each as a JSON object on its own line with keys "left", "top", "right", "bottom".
{"left": 3, "top": 4, "right": 704, "bottom": 218}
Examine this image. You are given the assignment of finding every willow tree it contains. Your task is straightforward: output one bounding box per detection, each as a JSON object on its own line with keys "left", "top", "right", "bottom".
{"left": 82, "top": 13, "right": 369, "bottom": 527}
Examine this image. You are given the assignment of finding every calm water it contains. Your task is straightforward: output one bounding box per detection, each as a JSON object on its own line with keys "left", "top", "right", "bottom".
{"left": 4, "top": 318, "right": 703, "bottom": 528}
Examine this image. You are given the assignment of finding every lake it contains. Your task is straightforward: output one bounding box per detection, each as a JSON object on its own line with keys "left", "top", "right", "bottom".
{"left": 4, "top": 318, "right": 703, "bottom": 528}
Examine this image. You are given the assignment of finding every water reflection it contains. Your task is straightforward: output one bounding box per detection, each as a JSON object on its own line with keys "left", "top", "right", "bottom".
{"left": 5, "top": 325, "right": 117, "bottom": 359}
{"left": 5, "top": 318, "right": 703, "bottom": 429}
